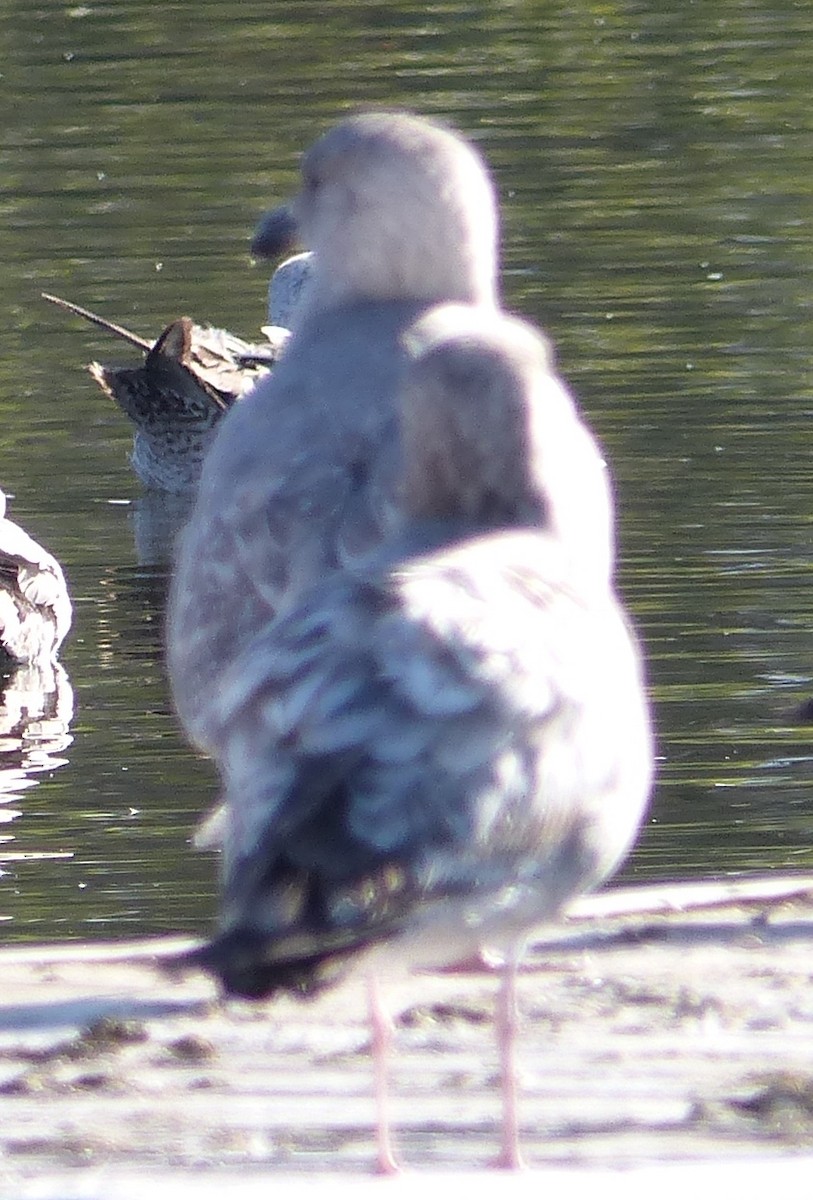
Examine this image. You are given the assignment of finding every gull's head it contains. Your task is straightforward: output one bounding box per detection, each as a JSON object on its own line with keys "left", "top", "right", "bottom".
{"left": 253, "top": 112, "right": 499, "bottom": 316}
{"left": 400, "top": 305, "right": 615, "bottom": 586}
{"left": 399, "top": 307, "right": 554, "bottom": 528}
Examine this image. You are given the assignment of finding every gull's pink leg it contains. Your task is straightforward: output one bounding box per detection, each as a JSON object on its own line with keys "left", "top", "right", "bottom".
{"left": 491, "top": 949, "right": 526, "bottom": 1170}
{"left": 367, "top": 972, "right": 401, "bottom": 1175}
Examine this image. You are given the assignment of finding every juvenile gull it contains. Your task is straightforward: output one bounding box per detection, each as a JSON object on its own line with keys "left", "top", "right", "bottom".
{"left": 186, "top": 308, "right": 653, "bottom": 1171}
{"left": 168, "top": 112, "right": 505, "bottom": 755}
{"left": 0, "top": 489, "right": 72, "bottom": 669}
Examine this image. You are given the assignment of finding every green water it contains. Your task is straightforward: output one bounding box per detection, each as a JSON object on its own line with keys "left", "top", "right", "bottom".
{"left": 1, "top": 0, "right": 812, "bottom": 939}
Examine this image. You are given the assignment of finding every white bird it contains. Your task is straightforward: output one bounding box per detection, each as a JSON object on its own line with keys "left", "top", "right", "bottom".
{"left": 167, "top": 111, "right": 505, "bottom": 757}
{"left": 0, "top": 489, "right": 72, "bottom": 670}
{"left": 186, "top": 307, "right": 653, "bottom": 1172}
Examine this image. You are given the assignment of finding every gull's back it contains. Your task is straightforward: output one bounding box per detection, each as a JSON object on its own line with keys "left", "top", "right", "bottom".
{"left": 193, "top": 310, "right": 651, "bottom": 1000}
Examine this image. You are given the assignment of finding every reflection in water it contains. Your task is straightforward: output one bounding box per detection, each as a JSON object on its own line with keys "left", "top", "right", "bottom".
{"left": 0, "top": 479, "right": 76, "bottom": 883}
{"left": 131, "top": 492, "right": 194, "bottom": 568}
{"left": 0, "top": 661, "right": 74, "bottom": 754}
{"left": 0, "top": 661, "right": 75, "bottom": 901}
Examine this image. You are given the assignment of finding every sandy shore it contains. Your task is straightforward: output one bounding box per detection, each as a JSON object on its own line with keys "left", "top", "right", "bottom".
{"left": 2, "top": 875, "right": 813, "bottom": 1196}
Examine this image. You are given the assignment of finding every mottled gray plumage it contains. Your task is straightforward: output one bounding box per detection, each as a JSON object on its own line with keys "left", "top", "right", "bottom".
{"left": 190, "top": 309, "right": 651, "bottom": 1001}
{"left": 0, "top": 490, "right": 72, "bottom": 669}
{"left": 168, "top": 113, "right": 503, "bottom": 754}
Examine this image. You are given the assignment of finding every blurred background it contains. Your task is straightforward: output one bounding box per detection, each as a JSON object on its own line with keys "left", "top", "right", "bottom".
{"left": 1, "top": 0, "right": 812, "bottom": 940}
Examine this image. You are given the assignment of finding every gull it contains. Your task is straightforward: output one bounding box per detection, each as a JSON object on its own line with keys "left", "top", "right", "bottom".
{"left": 167, "top": 111, "right": 504, "bottom": 757}
{"left": 183, "top": 306, "right": 653, "bottom": 1171}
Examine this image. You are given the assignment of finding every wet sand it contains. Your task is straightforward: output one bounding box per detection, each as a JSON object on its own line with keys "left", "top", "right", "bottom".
{"left": 2, "top": 875, "right": 813, "bottom": 1197}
